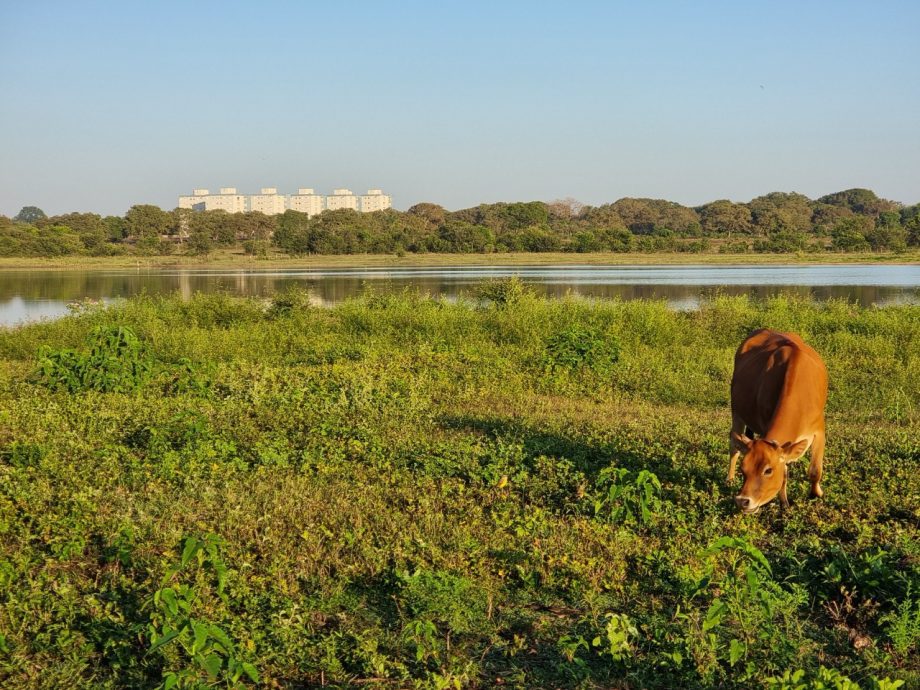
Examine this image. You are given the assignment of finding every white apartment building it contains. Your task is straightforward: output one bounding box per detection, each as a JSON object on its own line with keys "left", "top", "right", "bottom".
{"left": 359, "top": 189, "right": 392, "bottom": 213}
{"left": 178, "top": 189, "right": 211, "bottom": 211}
{"left": 249, "top": 188, "right": 286, "bottom": 215}
{"left": 179, "top": 188, "right": 247, "bottom": 213}
{"left": 177, "top": 187, "right": 392, "bottom": 215}
{"left": 288, "top": 188, "right": 325, "bottom": 217}
{"left": 325, "top": 188, "right": 359, "bottom": 212}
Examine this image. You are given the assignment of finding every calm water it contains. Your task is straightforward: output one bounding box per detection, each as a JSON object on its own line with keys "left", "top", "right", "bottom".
{"left": 1, "top": 264, "right": 919, "bottom": 326}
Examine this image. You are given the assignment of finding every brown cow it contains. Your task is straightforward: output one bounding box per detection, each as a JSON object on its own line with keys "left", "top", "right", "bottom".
{"left": 728, "top": 329, "right": 828, "bottom": 513}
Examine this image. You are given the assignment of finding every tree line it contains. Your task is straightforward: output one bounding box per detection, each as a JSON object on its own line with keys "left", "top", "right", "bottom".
{"left": 3, "top": 188, "right": 919, "bottom": 257}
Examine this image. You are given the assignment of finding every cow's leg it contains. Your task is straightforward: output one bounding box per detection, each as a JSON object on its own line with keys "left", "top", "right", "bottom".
{"left": 727, "top": 413, "right": 745, "bottom": 483}
{"left": 779, "top": 465, "right": 790, "bottom": 508}
{"left": 808, "top": 430, "right": 825, "bottom": 498}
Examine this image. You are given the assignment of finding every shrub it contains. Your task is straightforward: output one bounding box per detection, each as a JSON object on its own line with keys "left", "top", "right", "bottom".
{"left": 544, "top": 323, "right": 619, "bottom": 372}
{"left": 34, "top": 325, "right": 152, "bottom": 393}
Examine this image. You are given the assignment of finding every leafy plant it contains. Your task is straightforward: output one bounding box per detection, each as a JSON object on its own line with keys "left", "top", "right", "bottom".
{"left": 880, "top": 585, "right": 920, "bottom": 657}
{"left": 34, "top": 325, "right": 152, "bottom": 393}
{"left": 474, "top": 275, "right": 534, "bottom": 307}
{"left": 593, "top": 613, "right": 638, "bottom": 661}
{"left": 682, "top": 537, "right": 805, "bottom": 681}
{"left": 766, "top": 666, "right": 904, "bottom": 690}
{"left": 593, "top": 467, "right": 663, "bottom": 525}
{"left": 147, "top": 535, "right": 258, "bottom": 689}
{"left": 544, "top": 323, "right": 619, "bottom": 372}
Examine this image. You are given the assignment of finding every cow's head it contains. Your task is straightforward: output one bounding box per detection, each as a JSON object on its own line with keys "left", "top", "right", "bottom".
{"left": 732, "top": 433, "right": 809, "bottom": 513}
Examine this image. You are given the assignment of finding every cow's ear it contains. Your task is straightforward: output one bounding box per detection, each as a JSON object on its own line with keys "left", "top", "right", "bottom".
{"left": 732, "top": 431, "right": 753, "bottom": 449}
{"left": 781, "top": 439, "right": 809, "bottom": 461}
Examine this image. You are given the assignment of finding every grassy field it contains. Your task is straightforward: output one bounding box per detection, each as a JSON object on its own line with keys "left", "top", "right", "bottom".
{"left": 1, "top": 248, "right": 919, "bottom": 271}
{"left": 0, "top": 285, "right": 917, "bottom": 688}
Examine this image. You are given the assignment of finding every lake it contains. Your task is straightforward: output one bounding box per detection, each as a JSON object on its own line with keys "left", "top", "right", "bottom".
{"left": 1, "top": 263, "right": 919, "bottom": 326}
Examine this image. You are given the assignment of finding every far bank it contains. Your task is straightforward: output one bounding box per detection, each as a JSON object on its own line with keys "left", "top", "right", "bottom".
{"left": 2, "top": 249, "right": 919, "bottom": 272}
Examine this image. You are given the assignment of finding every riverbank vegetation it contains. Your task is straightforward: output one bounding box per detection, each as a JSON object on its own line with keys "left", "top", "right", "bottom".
{"left": 3, "top": 249, "right": 919, "bottom": 273}
{"left": 0, "top": 287, "right": 917, "bottom": 688}
{"left": 3, "top": 188, "right": 919, "bottom": 259}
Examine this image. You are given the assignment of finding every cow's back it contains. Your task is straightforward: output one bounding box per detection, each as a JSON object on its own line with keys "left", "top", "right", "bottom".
{"left": 731, "top": 329, "right": 826, "bottom": 437}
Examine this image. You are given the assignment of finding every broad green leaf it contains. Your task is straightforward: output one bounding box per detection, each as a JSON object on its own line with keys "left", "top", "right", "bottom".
{"left": 208, "top": 624, "right": 235, "bottom": 653}
{"left": 241, "top": 662, "right": 260, "bottom": 683}
{"left": 200, "top": 652, "right": 223, "bottom": 679}
{"left": 729, "top": 638, "right": 745, "bottom": 666}
{"left": 192, "top": 623, "right": 208, "bottom": 654}
{"left": 181, "top": 536, "right": 200, "bottom": 568}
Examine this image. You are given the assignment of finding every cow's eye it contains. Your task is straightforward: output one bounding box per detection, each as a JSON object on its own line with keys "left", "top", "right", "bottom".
{"left": 764, "top": 467, "right": 773, "bottom": 476}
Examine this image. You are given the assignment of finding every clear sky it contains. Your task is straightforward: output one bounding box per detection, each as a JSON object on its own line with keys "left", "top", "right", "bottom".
{"left": 1, "top": 1, "right": 918, "bottom": 216}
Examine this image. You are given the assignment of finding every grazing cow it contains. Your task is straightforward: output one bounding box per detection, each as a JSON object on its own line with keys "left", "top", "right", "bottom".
{"left": 728, "top": 329, "right": 828, "bottom": 513}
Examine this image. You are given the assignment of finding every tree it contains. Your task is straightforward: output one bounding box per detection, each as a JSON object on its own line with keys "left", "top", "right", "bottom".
{"left": 437, "top": 220, "right": 494, "bottom": 253}
{"left": 697, "top": 200, "right": 752, "bottom": 237}
{"left": 547, "top": 197, "right": 585, "bottom": 220}
{"left": 610, "top": 198, "right": 660, "bottom": 233}
{"left": 578, "top": 204, "right": 626, "bottom": 230}
{"left": 810, "top": 203, "right": 853, "bottom": 236}
{"left": 865, "top": 213, "right": 907, "bottom": 251}
{"left": 748, "top": 192, "right": 813, "bottom": 236}
{"left": 817, "top": 188, "right": 900, "bottom": 216}
{"left": 499, "top": 202, "right": 550, "bottom": 231}
{"left": 104, "top": 215, "right": 128, "bottom": 242}
{"left": 610, "top": 198, "right": 699, "bottom": 235}
{"left": 45, "top": 212, "right": 107, "bottom": 251}
{"left": 406, "top": 203, "right": 447, "bottom": 229}
{"left": 831, "top": 217, "right": 872, "bottom": 251}
{"left": 125, "top": 204, "right": 170, "bottom": 240}
{"left": 14, "top": 206, "right": 46, "bottom": 224}
{"left": 235, "top": 212, "right": 276, "bottom": 242}
{"left": 272, "top": 211, "right": 312, "bottom": 254}
{"left": 905, "top": 215, "right": 920, "bottom": 247}
{"left": 170, "top": 208, "right": 193, "bottom": 242}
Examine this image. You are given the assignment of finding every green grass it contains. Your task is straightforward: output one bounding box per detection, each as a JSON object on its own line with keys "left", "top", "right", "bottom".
{"left": 0, "top": 286, "right": 917, "bottom": 688}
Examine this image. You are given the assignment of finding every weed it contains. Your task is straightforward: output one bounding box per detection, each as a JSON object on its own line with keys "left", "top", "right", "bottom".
{"left": 880, "top": 586, "right": 920, "bottom": 657}
{"left": 147, "top": 535, "right": 258, "bottom": 689}
{"left": 766, "top": 666, "right": 904, "bottom": 690}
{"left": 593, "top": 467, "right": 663, "bottom": 526}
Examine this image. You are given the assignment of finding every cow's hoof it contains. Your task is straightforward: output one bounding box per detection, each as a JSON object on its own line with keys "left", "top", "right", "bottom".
{"left": 809, "top": 484, "right": 824, "bottom": 499}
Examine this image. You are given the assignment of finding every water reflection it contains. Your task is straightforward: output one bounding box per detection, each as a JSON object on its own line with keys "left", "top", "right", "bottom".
{"left": 1, "top": 264, "right": 918, "bottom": 326}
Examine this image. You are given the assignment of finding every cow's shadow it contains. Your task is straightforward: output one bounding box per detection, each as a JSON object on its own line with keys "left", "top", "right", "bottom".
{"left": 436, "top": 412, "right": 729, "bottom": 498}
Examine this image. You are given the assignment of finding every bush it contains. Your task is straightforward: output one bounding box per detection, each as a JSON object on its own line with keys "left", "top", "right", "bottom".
{"left": 544, "top": 323, "right": 619, "bottom": 372}
{"left": 34, "top": 325, "right": 153, "bottom": 393}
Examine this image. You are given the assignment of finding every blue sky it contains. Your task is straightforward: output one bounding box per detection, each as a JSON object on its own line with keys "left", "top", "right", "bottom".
{"left": 1, "top": 1, "right": 918, "bottom": 216}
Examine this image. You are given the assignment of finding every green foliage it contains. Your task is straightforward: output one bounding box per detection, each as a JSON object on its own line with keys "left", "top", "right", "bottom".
{"left": 766, "top": 667, "right": 904, "bottom": 690}
{"left": 13, "top": 205, "right": 46, "bottom": 223}
{"left": 2, "top": 188, "right": 918, "bottom": 256}
{"left": 398, "top": 569, "right": 489, "bottom": 635}
{"left": 474, "top": 275, "right": 535, "bottom": 306}
{"left": 594, "top": 613, "right": 638, "bottom": 661}
{"left": 0, "top": 292, "right": 917, "bottom": 688}
{"left": 680, "top": 536, "right": 809, "bottom": 682}
{"left": 148, "top": 535, "right": 259, "bottom": 689}
{"left": 544, "top": 323, "right": 620, "bottom": 372}
{"left": 832, "top": 217, "right": 873, "bottom": 251}
{"left": 879, "top": 586, "right": 920, "bottom": 657}
{"left": 0, "top": 222, "right": 85, "bottom": 256}
{"left": 593, "top": 467, "right": 662, "bottom": 525}
{"left": 34, "top": 325, "right": 153, "bottom": 392}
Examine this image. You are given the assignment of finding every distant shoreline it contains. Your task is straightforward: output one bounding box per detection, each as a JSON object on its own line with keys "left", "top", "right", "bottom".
{"left": 1, "top": 250, "right": 918, "bottom": 272}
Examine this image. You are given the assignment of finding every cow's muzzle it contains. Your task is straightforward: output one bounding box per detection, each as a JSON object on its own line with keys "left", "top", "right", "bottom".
{"left": 735, "top": 495, "right": 760, "bottom": 514}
